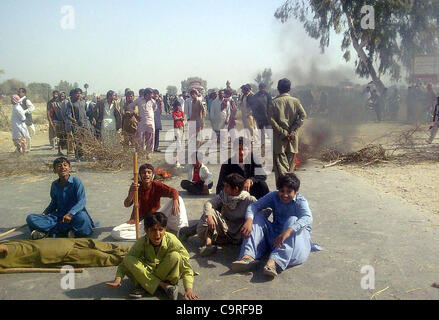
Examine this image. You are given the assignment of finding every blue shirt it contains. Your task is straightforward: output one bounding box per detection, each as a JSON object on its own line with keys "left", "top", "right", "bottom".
{"left": 44, "top": 175, "right": 88, "bottom": 217}
{"left": 245, "top": 191, "right": 313, "bottom": 234}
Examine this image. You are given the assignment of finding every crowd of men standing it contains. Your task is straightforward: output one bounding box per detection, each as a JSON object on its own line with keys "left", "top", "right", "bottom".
{"left": 11, "top": 78, "right": 309, "bottom": 180}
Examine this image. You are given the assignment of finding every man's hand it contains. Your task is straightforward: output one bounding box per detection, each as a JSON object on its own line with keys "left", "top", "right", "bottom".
{"left": 287, "top": 132, "right": 296, "bottom": 141}
{"left": 184, "top": 288, "right": 199, "bottom": 300}
{"left": 62, "top": 213, "right": 73, "bottom": 224}
{"left": 243, "top": 179, "right": 253, "bottom": 192}
{"left": 240, "top": 218, "right": 253, "bottom": 238}
{"left": 128, "top": 182, "right": 139, "bottom": 198}
{"left": 92, "top": 118, "right": 96, "bottom": 126}
{"left": 171, "top": 199, "right": 180, "bottom": 216}
{"left": 126, "top": 219, "right": 135, "bottom": 225}
{"left": 207, "top": 215, "right": 216, "bottom": 231}
{"left": 273, "top": 229, "right": 293, "bottom": 248}
{"left": 105, "top": 277, "right": 122, "bottom": 288}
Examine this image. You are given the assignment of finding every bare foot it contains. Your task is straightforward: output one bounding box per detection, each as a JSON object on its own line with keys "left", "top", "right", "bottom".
{"left": 0, "top": 245, "right": 8, "bottom": 258}
{"left": 105, "top": 277, "right": 122, "bottom": 288}
{"left": 266, "top": 258, "right": 276, "bottom": 268}
{"left": 159, "top": 281, "right": 172, "bottom": 291}
{"left": 242, "top": 254, "right": 254, "bottom": 261}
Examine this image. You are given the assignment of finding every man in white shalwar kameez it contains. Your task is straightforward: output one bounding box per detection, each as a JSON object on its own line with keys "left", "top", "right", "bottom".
{"left": 10, "top": 94, "right": 30, "bottom": 154}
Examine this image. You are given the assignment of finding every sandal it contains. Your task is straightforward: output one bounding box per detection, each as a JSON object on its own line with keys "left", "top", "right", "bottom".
{"left": 230, "top": 256, "right": 258, "bottom": 273}
{"left": 199, "top": 245, "right": 217, "bottom": 257}
{"left": 263, "top": 264, "right": 278, "bottom": 277}
{"left": 129, "top": 286, "right": 148, "bottom": 299}
{"left": 166, "top": 285, "right": 179, "bottom": 300}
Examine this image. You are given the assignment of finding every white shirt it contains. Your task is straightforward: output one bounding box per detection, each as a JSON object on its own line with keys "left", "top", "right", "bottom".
{"left": 11, "top": 103, "right": 30, "bottom": 140}
{"left": 18, "top": 96, "right": 35, "bottom": 113}
{"left": 184, "top": 98, "right": 192, "bottom": 120}
{"left": 210, "top": 97, "right": 230, "bottom": 131}
{"left": 178, "top": 96, "right": 185, "bottom": 113}
{"left": 185, "top": 163, "right": 213, "bottom": 185}
{"left": 102, "top": 101, "right": 116, "bottom": 131}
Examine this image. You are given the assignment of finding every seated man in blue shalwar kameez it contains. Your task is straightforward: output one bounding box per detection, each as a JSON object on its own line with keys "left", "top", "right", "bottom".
{"left": 26, "top": 157, "right": 94, "bottom": 239}
{"left": 230, "top": 173, "right": 318, "bottom": 277}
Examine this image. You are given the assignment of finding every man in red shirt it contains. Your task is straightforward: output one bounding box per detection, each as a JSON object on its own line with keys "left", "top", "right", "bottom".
{"left": 172, "top": 100, "right": 185, "bottom": 167}
{"left": 111, "top": 163, "right": 188, "bottom": 240}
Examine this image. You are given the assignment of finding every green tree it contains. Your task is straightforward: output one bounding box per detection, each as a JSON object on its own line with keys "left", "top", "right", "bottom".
{"left": 166, "top": 85, "right": 178, "bottom": 95}
{"left": 28, "top": 82, "right": 52, "bottom": 102}
{"left": 0, "top": 79, "right": 26, "bottom": 95}
{"left": 54, "top": 80, "right": 75, "bottom": 94}
{"left": 254, "top": 68, "right": 274, "bottom": 91}
{"left": 274, "top": 0, "right": 439, "bottom": 94}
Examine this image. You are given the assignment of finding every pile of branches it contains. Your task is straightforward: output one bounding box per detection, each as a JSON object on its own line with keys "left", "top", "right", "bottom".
{"left": 73, "top": 128, "right": 133, "bottom": 171}
{"left": 73, "top": 127, "right": 180, "bottom": 176}
{"left": 383, "top": 125, "right": 439, "bottom": 163}
{"left": 320, "top": 144, "right": 388, "bottom": 167}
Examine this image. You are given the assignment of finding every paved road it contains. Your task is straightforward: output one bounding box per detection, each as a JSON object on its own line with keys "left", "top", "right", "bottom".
{"left": 1, "top": 116, "right": 438, "bottom": 300}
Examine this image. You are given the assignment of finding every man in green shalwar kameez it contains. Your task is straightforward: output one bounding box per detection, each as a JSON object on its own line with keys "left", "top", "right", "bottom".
{"left": 0, "top": 238, "right": 128, "bottom": 268}
{"left": 106, "top": 212, "right": 199, "bottom": 300}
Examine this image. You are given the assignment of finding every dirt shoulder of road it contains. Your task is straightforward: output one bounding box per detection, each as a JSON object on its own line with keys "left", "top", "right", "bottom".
{"left": 342, "top": 161, "right": 439, "bottom": 217}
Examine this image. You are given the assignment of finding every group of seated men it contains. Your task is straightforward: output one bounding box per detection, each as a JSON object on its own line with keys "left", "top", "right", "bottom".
{"left": 1, "top": 138, "right": 319, "bottom": 300}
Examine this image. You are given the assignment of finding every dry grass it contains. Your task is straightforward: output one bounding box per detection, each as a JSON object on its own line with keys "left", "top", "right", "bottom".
{"left": 0, "top": 153, "right": 52, "bottom": 177}
{"left": 0, "top": 102, "right": 47, "bottom": 132}
{"left": 0, "top": 105, "right": 10, "bottom": 131}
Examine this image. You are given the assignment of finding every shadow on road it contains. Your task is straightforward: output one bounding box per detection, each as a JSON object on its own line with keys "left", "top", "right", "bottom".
{"left": 64, "top": 279, "right": 182, "bottom": 300}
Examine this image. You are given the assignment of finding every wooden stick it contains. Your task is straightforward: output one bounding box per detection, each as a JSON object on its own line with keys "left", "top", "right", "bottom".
{"left": 0, "top": 224, "right": 27, "bottom": 239}
{"left": 133, "top": 152, "right": 140, "bottom": 240}
{"left": 322, "top": 159, "right": 343, "bottom": 168}
{"left": 0, "top": 268, "right": 84, "bottom": 274}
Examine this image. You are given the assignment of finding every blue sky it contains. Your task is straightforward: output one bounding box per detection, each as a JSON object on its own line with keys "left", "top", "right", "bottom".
{"left": 0, "top": 0, "right": 353, "bottom": 94}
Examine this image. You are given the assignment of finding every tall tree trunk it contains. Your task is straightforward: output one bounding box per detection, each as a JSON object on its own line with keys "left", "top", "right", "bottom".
{"left": 342, "top": 2, "right": 386, "bottom": 95}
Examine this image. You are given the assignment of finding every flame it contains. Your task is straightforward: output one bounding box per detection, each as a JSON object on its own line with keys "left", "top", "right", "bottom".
{"left": 293, "top": 156, "right": 302, "bottom": 170}
{"left": 155, "top": 168, "right": 171, "bottom": 179}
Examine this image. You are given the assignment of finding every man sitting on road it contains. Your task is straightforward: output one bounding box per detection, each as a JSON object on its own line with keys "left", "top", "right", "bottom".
{"left": 26, "top": 157, "right": 95, "bottom": 239}
{"left": 111, "top": 163, "right": 188, "bottom": 240}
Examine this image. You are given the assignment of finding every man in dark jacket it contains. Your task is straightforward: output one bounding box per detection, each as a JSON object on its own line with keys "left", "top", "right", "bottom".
{"left": 216, "top": 137, "right": 269, "bottom": 199}
{"left": 249, "top": 83, "right": 271, "bottom": 146}
{"left": 62, "top": 88, "right": 92, "bottom": 160}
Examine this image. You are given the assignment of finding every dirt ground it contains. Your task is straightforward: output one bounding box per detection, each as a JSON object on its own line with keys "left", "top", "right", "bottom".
{"left": 302, "top": 121, "right": 439, "bottom": 217}
{"left": 345, "top": 162, "right": 439, "bottom": 217}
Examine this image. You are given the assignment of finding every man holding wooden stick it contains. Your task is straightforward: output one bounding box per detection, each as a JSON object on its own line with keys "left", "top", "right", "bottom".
{"left": 111, "top": 163, "right": 188, "bottom": 241}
